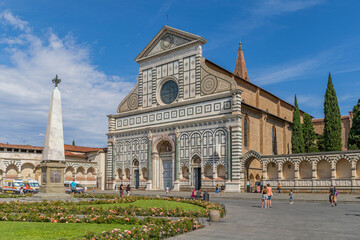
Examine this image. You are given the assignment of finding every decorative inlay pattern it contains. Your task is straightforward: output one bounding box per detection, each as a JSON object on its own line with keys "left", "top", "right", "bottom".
{"left": 116, "top": 97, "right": 233, "bottom": 130}
{"left": 127, "top": 94, "right": 139, "bottom": 110}
{"left": 201, "top": 76, "right": 218, "bottom": 95}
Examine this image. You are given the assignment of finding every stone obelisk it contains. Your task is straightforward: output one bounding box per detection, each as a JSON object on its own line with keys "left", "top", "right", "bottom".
{"left": 38, "top": 75, "right": 68, "bottom": 198}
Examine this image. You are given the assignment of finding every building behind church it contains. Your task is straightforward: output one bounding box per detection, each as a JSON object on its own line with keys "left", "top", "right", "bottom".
{"left": 0, "top": 143, "right": 106, "bottom": 190}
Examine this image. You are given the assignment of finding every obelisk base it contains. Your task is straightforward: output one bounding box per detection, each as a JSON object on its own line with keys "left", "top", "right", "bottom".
{"left": 34, "top": 161, "right": 71, "bottom": 199}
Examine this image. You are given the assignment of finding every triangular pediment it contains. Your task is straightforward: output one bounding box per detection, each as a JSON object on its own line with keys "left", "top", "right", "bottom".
{"left": 135, "top": 26, "right": 207, "bottom": 63}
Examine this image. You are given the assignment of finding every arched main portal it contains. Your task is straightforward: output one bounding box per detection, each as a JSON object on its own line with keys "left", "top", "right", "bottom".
{"left": 153, "top": 140, "right": 174, "bottom": 190}
{"left": 244, "top": 157, "right": 263, "bottom": 192}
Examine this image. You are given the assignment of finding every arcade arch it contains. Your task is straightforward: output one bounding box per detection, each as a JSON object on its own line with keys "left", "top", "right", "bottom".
{"left": 282, "top": 161, "right": 295, "bottom": 179}
{"left": 244, "top": 157, "right": 262, "bottom": 192}
{"left": 117, "top": 168, "right": 123, "bottom": 180}
{"left": 6, "top": 164, "right": 18, "bottom": 179}
{"left": 21, "top": 163, "right": 35, "bottom": 179}
{"left": 267, "top": 162, "right": 278, "bottom": 180}
{"left": 76, "top": 167, "right": 85, "bottom": 181}
{"left": 87, "top": 167, "right": 96, "bottom": 181}
{"left": 336, "top": 159, "right": 351, "bottom": 179}
{"left": 125, "top": 168, "right": 130, "bottom": 180}
{"left": 181, "top": 166, "right": 189, "bottom": 180}
{"left": 204, "top": 165, "right": 213, "bottom": 180}
{"left": 217, "top": 164, "right": 226, "bottom": 180}
{"left": 65, "top": 166, "right": 74, "bottom": 181}
{"left": 299, "top": 161, "right": 312, "bottom": 179}
{"left": 317, "top": 160, "right": 331, "bottom": 179}
{"left": 141, "top": 168, "right": 148, "bottom": 181}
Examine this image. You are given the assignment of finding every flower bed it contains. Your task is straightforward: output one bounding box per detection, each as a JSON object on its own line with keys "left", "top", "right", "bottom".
{"left": 0, "top": 196, "right": 224, "bottom": 239}
{"left": 80, "top": 217, "right": 201, "bottom": 240}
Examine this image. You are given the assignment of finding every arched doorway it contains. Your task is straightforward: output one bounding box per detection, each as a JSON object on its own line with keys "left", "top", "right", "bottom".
{"left": 192, "top": 155, "right": 202, "bottom": 190}
{"left": 244, "top": 157, "right": 262, "bottom": 192}
{"left": 155, "top": 140, "right": 174, "bottom": 190}
{"left": 132, "top": 159, "right": 139, "bottom": 189}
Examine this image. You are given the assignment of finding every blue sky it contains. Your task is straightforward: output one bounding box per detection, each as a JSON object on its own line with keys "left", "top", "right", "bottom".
{"left": 0, "top": 0, "right": 359, "bottom": 147}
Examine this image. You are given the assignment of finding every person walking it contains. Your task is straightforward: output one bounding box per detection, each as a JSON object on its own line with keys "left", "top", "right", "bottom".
{"left": 114, "top": 184, "right": 117, "bottom": 191}
{"left": 289, "top": 189, "right": 294, "bottom": 204}
{"left": 221, "top": 184, "right": 226, "bottom": 197}
{"left": 119, "top": 184, "right": 124, "bottom": 198}
{"left": 257, "top": 183, "right": 261, "bottom": 193}
{"left": 329, "top": 185, "right": 336, "bottom": 207}
{"left": 25, "top": 184, "right": 30, "bottom": 194}
{"left": 165, "top": 185, "right": 171, "bottom": 195}
{"left": 334, "top": 188, "right": 338, "bottom": 206}
{"left": 70, "top": 179, "right": 77, "bottom": 196}
{"left": 215, "top": 184, "right": 220, "bottom": 196}
{"left": 267, "top": 184, "right": 272, "bottom": 208}
{"left": 262, "top": 186, "right": 268, "bottom": 208}
{"left": 277, "top": 183, "right": 282, "bottom": 194}
{"left": 126, "top": 184, "right": 131, "bottom": 196}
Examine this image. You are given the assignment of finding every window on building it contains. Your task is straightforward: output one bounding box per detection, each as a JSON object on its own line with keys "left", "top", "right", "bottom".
{"left": 272, "top": 126, "right": 277, "bottom": 155}
{"left": 244, "top": 117, "right": 248, "bottom": 149}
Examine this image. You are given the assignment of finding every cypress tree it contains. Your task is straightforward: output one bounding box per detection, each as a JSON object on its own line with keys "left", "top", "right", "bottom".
{"left": 72, "top": 140, "right": 75, "bottom": 146}
{"left": 302, "top": 113, "right": 317, "bottom": 152}
{"left": 317, "top": 133, "right": 325, "bottom": 152}
{"left": 323, "top": 73, "right": 342, "bottom": 151}
{"left": 348, "top": 99, "right": 360, "bottom": 150}
{"left": 291, "top": 95, "right": 305, "bottom": 153}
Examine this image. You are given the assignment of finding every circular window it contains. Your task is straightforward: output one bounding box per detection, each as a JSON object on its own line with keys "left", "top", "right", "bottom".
{"left": 160, "top": 80, "right": 178, "bottom": 104}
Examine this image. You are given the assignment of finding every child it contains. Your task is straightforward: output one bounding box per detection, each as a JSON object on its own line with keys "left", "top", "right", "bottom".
{"left": 215, "top": 184, "right": 220, "bottom": 196}
{"left": 289, "top": 189, "right": 294, "bottom": 204}
{"left": 165, "top": 185, "right": 170, "bottom": 195}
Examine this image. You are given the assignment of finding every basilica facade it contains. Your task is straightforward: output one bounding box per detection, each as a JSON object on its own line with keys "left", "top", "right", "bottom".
{"left": 107, "top": 26, "right": 360, "bottom": 192}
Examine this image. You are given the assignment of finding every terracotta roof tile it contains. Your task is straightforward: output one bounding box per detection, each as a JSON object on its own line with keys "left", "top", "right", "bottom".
{"left": 0, "top": 143, "right": 105, "bottom": 153}
{"left": 65, "top": 151, "right": 87, "bottom": 158}
{"left": 0, "top": 143, "right": 43, "bottom": 150}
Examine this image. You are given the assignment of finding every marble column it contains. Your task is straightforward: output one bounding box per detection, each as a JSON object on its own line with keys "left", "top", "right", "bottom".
{"left": 146, "top": 131, "right": 152, "bottom": 190}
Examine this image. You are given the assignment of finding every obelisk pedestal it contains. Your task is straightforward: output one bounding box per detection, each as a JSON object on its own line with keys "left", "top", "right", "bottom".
{"left": 35, "top": 76, "right": 70, "bottom": 199}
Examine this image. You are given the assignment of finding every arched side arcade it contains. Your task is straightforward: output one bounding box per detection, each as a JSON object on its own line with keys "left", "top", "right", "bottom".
{"left": 240, "top": 151, "right": 360, "bottom": 192}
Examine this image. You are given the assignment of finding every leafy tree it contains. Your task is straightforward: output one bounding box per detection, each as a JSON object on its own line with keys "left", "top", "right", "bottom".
{"left": 348, "top": 99, "right": 360, "bottom": 150}
{"left": 291, "top": 95, "right": 304, "bottom": 153}
{"left": 72, "top": 140, "right": 75, "bottom": 146}
{"left": 323, "top": 73, "right": 342, "bottom": 151}
{"left": 317, "top": 133, "right": 325, "bottom": 152}
{"left": 302, "top": 113, "right": 317, "bottom": 152}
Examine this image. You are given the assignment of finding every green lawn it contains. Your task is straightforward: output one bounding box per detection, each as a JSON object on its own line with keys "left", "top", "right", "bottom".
{"left": 0, "top": 222, "right": 137, "bottom": 240}
{"left": 83, "top": 199, "right": 205, "bottom": 212}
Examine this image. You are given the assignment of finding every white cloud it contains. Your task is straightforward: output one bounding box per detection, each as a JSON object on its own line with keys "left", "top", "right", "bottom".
{"left": 0, "top": 10, "right": 134, "bottom": 147}
{"left": 0, "top": 10, "right": 31, "bottom": 32}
